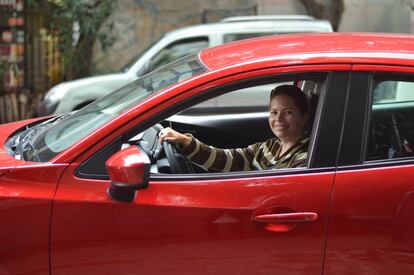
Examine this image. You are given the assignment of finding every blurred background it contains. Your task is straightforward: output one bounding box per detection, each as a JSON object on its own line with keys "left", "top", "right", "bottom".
{"left": 0, "top": 0, "right": 413, "bottom": 122}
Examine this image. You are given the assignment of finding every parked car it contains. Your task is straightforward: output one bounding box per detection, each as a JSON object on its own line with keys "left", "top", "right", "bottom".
{"left": 3, "top": 32, "right": 414, "bottom": 274}
{"left": 36, "top": 15, "right": 333, "bottom": 116}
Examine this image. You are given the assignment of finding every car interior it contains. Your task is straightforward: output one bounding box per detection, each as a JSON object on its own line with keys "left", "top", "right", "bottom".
{"left": 366, "top": 79, "right": 414, "bottom": 161}
{"left": 77, "top": 76, "right": 326, "bottom": 179}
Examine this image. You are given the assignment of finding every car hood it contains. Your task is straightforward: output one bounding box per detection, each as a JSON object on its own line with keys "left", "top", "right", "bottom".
{"left": 0, "top": 117, "right": 71, "bottom": 185}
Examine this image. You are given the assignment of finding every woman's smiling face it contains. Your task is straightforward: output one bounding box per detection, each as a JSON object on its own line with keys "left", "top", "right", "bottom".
{"left": 268, "top": 95, "right": 308, "bottom": 143}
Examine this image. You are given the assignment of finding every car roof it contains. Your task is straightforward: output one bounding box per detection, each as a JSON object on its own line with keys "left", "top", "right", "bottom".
{"left": 219, "top": 15, "right": 317, "bottom": 22}
{"left": 199, "top": 32, "right": 414, "bottom": 70}
{"left": 163, "top": 17, "right": 333, "bottom": 37}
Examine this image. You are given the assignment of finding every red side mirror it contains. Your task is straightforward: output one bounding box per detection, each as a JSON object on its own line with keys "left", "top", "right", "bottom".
{"left": 106, "top": 146, "right": 150, "bottom": 202}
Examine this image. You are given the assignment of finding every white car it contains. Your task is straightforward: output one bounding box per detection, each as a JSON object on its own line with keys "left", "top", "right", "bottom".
{"left": 37, "top": 15, "right": 333, "bottom": 116}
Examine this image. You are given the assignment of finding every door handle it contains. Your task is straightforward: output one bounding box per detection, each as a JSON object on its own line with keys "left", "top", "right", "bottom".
{"left": 253, "top": 212, "right": 318, "bottom": 223}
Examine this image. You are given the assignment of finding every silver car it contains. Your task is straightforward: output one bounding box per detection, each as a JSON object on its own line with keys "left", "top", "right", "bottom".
{"left": 37, "top": 15, "right": 333, "bottom": 116}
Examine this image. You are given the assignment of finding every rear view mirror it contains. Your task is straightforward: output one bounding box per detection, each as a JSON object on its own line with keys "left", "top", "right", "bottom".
{"left": 106, "top": 146, "right": 150, "bottom": 203}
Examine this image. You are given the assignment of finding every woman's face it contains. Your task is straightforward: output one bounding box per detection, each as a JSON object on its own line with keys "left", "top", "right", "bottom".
{"left": 268, "top": 95, "right": 308, "bottom": 143}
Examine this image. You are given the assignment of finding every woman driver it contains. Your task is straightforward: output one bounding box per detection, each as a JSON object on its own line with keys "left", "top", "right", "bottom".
{"left": 159, "top": 85, "right": 310, "bottom": 171}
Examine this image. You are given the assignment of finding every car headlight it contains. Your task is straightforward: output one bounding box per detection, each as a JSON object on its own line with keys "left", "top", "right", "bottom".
{"left": 37, "top": 84, "right": 69, "bottom": 116}
{"left": 44, "top": 84, "right": 68, "bottom": 102}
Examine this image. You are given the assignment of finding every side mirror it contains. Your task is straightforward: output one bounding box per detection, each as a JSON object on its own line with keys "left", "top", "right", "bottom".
{"left": 106, "top": 146, "right": 150, "bottom": 203}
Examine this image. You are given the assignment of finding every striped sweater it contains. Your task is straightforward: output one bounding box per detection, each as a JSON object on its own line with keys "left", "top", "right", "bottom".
{"left": 178, "top": 136, "right": 309, "bottom": 172}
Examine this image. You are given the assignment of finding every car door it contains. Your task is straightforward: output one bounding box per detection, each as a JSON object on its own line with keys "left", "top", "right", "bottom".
{"left": 324, "top": 66, "right": 414, "bottom": 274}
{"left": 50, "top": 68, "right": 350, "bottom": 274}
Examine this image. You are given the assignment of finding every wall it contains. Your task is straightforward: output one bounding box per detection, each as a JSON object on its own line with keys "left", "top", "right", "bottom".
{"left": 339, "top": 0, "right": 411, "bottom": 33}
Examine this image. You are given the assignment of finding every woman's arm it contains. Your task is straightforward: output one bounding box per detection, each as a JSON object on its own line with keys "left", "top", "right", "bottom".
{"left": 159, "top": 128, "right": 259, "bottom": 172}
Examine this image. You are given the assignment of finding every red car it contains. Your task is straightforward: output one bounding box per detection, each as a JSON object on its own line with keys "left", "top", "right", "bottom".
{"left": 1, "top": 32, "right": 414, "bottom": 274}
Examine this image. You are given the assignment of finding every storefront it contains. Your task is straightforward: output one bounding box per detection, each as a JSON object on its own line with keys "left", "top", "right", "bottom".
{"left": 0, "top": 0, "right": 61, "bottom": 122}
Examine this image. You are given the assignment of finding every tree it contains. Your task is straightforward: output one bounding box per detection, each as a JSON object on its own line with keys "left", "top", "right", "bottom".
{"left": 299, "top": 0, "right": 344, "bottom": 31}
{"left": 29, "top": 0, "right": 118, "bottom": 80}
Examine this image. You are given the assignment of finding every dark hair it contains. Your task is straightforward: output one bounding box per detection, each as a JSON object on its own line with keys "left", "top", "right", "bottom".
{"left": 270, "top": 85, "right": 310, "bottom": 115}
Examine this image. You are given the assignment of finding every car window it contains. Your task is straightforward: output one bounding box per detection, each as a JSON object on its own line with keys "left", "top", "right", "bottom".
{"left": 223, "top": 32, "right": 278, "bottom": 43}
{"left": 76, "top": 73, "right": 329, "bottom": 179}
{"left": 182, "top": 83, "right": 291, "bottom": 115}
{"left": 146, "top": 37, "right": 209, "bottom": 74}
{"left": 181, "top": 84, "right": 276, "bottom": 114}
{"left": 366, "top": 78, "right": 414, "bottom": 161}
{"left": 152, "top": 77, "right": 325, "bottom": 173}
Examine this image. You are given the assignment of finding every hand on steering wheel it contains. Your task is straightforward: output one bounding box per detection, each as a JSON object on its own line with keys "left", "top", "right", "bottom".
{"left": 162, "top": 140, "right": 194, "bottom": 174}
{"left": 159, "top": 127, "right": 194, "bottom": 174}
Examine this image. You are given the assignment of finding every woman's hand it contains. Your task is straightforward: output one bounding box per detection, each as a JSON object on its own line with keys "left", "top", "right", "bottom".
{"left": 159, "top": 127, "right": 192, "bottom": 147}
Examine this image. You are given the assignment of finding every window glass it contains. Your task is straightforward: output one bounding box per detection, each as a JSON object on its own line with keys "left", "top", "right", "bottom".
{"left": 146, "top": 37, "right": 209, "bottom": 73}
{"left": 223, "top": 33, "right": 276, "bottom": 43}
{"left": 366, "top": 79, "right": 414, "bottom": 161}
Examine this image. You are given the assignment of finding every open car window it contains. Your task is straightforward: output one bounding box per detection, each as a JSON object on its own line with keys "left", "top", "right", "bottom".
{"left": 138, "top": 77, "right": 325, "bottom": 175}
{"left": 77, "top": 73, "right": 328, "bottom": 179}
{"left": 182, "top": 83, "right": 284, "bottom": 115}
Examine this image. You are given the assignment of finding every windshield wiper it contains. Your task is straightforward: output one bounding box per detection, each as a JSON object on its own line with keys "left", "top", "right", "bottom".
{"left": 7, "top": 112, "right": 75, "bottom": 161}
{"left": 15, "top": 138, "right": 40, "bottom": 162}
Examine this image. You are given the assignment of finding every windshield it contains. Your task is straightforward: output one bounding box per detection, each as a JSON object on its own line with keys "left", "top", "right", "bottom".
{"left": 27, "top": 53, "right": 206, "bottom": 162}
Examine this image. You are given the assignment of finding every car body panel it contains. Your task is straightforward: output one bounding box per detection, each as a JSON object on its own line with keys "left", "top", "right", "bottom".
{"left": 200, "top": 32, "right": 414, "bottom": 70}
{"left": 0, "top": 119, "right": 66, "bottom": 274}
{"left": 51, "top": 163, "right": 335, "bottom": 274}
{"left": 0, "top": 164, "right": 67, "bottom": 274}
{"left": 325, "top": 165, "right": 414, "bottom": 274}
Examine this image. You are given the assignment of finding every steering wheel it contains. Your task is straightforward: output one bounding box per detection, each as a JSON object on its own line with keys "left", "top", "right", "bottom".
{"left": 163, "top": 140, "right": 195, "bottom": 174}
